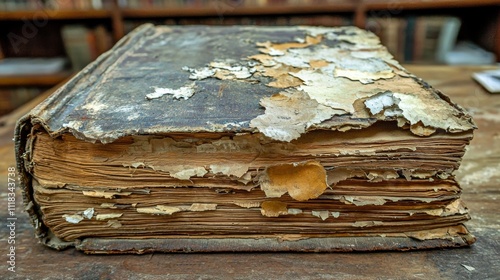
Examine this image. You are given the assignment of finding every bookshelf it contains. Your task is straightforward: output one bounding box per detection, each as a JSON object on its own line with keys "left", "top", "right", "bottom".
{"left": 0, "top": 0, "right": 499, "bottom": 89}
{"left": 361, "top": 0, "right": 500, "bottom": 10}
{"left": 0, "top": 1, "right": 498, "bottom": 58}
{"left": 0, "top": 10, "right": 112, "bottom": 20}
{"left": 0, "top": 72, "right": 72, "bottom": 87}
{"left": 121, "top": 3, "right": 357, "bottom": 18}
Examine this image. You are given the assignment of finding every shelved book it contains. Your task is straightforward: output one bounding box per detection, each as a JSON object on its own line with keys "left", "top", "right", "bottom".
{"left": 367, "top": 16, "right": 462, "bottom": 63}
{"left": 124, "top": 15, "right": 352, "bottom": 34}
{"left": 117, "top": 0, "right": 349, "bottom": 8}
{"left": 16, "top": 24, "right": 476, "bottom": 253}
{"left": 61, "top": 24, "right": 113, "bottom": 71}
{"left": 0, "top": 0, "right": 114, "bottom": 10}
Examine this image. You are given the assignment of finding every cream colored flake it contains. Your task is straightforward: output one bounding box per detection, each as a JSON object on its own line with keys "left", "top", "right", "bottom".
{"left": 153, "top": 165, "right": 207, "bottom": 180}
{"left": 362, "top": 90, "right": 475, "bottom": 135}
{"left": 290, "top": 70, "right": 376, "bottom": 113}
{"left": 249, "top": 89, "right": 340, "bottom": 142}
{"left": 233, "top": 201, "right": 260, "bottom": 208}
{"left": 234, "top": 201, "right": 260, "bottom": 208}
{"left": 334, "top": 57, "right": 394, "bottom": 84}
{"left": 188, "top": 203, "right": 217, "bottom": 212}
{"left": 248, "top": 54, "right": 277, "bottom": 67}
{"left": 273, "top": 55, "right": 310, "bottom": 68}
{"left": 210, "top": 163, "right": 249, "bottom": 178}
{"left": 100, "top": 203, "right": 117, "bottom": 209}
{"left": 327, "top": 168, "right": 366, "bottom": 186}
{"left": 340, "top": 196, "right": 387, "bottom": 206}
{"left": 137, "top": 203, "right": 216, "bottom": 215}
{"left": 443, "top": 199, "right": 468, "bottom": 216}
{"left": 394, "top": 92, "right": 474, "bottom": 134}
{"left": 352, "top": 221, "right": 384, "bottom": 228}
{"left": 312, "top": 210, "right": 330, "bottom": 221}
{"left": 258, "top": 47, "right": 285, "bottom": 56}
{"left": 137, "top": 205, "right": 182, "bottom": 215}
{"left": 331, "top": 211, "right": 340, "bottom": 218}
{"left": 82, "top": 190, "right": 132, "bottom": 199}
{"left": 425, "top": 209, "right": 445, "bottom": 216}
{"left": 366, "top": 170, "right": 399, "bottom": 182}
{"left": 208, "top": 61, "right": 253, "bottom": 80}
{"left": 335, "top": 68, "right": 394, "bottom": 84}
{"left": 237, "top": 172, "right": 253, "bottom": 185}
{"left": 106, "top": 220, "right": 122, "bottom": 228}
{"left": 96, "top": 213, "right": 123, "bottom": 220}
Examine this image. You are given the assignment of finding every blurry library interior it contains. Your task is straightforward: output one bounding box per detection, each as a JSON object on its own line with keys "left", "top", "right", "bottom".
{"left": 0, "top": 0, "right": 499, "bottom": 116}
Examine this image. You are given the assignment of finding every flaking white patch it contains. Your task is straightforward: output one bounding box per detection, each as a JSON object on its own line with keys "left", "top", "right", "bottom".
{"left": 312, "top": 210, "right": 330, "bottom": 221}
{"left": 63, "top": 214, "right": 84, "bottom": 224}
{"left": 287, "top": 208, "right": 303, "bottom": 215}
{"left": 334, "top": 57, "right": 395, "bottom": 84}
{"left": 273, "top": 55, "right": 310, "bottom": 68}
{"left": 82, "top": 102, "right": 108, "bottom": 113}
{"left": 127, "top": 112, "right": 140, "bottom": 121}
{"left": 267, "top": 48, "right": 285, "bottom": 56}
{"left": 82, "top": 208, "right": 94, "bottom": 219}
{"left": 364, "top": 91, "right": 401, "bottom": 115}
{"left": 183, "top": 66, "right": 216, "bottom": 80}
{"left": 146, "top": 82, "right": 196, "bottom": 100}
{"left": 62, "top": 120, "right": 83, "bottom": 130}
{"left": 209, "top": 61, "right": 253, "bottom": 79}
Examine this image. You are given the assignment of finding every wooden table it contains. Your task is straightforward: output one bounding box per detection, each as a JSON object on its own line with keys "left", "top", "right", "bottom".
{"left": 0, "top": 65, "right": 499, "bottom": 279}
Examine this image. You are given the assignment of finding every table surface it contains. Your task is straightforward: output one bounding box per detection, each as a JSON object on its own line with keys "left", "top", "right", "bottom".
{"left": 0, "top": 65, "right": 499, "bottom": 280}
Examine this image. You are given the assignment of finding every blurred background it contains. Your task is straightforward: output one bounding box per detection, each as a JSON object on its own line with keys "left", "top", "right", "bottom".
{"left": 0, "top": 0, "right": 499, "bottom": 116}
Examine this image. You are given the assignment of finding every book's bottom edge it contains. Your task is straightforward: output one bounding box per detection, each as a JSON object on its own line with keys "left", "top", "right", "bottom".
{"left": 57, "top": 234, "right": 475, "bottom": 254}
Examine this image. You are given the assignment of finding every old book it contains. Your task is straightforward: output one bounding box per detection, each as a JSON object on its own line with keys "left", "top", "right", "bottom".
{"left": 15, "top": 24, "right": 476, "bottom": 253}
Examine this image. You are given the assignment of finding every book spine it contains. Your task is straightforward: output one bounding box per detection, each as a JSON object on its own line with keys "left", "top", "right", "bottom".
{"left": 404, "top": 16, "right": 416, "bottom": 62}
{"left": 61, "top": 25, "right": 93, "bottom": 71}
{"left": 413, "top": 17, "right": 426, "bottom": 62}
{"left": 435, "top": 17, "right": 462, "bottom": 63}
